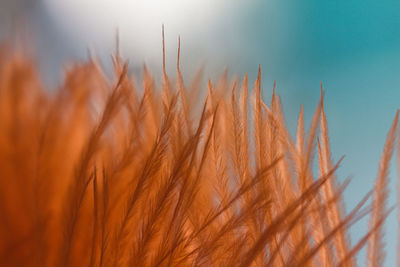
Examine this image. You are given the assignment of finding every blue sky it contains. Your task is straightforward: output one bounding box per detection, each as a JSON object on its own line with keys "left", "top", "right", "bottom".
{"left": 1, "top": 0, "right": 400, "bottom": 265}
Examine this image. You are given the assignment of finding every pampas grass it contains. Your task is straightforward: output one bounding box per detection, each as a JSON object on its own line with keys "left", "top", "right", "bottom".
{"left": 0, "top": 39, "right": 398, "bottom": 266}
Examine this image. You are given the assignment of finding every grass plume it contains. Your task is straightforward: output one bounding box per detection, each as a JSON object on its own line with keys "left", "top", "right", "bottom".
{"left": 0, "top": 40, "right": 398, "bottom": 267}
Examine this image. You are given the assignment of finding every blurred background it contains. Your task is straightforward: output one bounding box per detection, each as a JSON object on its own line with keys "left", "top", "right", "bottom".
{"left": 1, "top": 0, "right": 400, "bottom": 265}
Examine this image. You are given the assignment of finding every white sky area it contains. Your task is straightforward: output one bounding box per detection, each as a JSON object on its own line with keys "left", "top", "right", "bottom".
{"left": 42, "top": 0, "right": 248, "bottom": 77}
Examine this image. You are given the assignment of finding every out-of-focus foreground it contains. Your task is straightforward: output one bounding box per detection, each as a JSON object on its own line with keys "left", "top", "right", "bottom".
{"left": 0, "top": 44, "right": 398, "bottom": 267}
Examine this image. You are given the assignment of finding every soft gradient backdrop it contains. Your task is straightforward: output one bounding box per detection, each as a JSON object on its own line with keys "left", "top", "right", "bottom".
{"left": 1, "top": 1, "right": 400, "bottom": 265}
